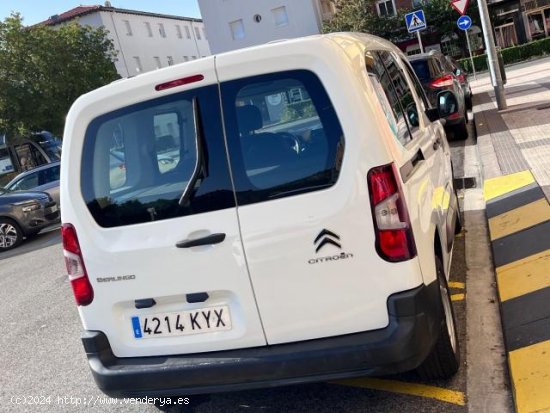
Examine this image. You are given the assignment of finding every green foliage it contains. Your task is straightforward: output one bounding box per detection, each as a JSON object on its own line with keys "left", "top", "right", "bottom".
{"left": 458, "top": 37, "right": 550, "bottom": 72}
{"left": 322, "top": 0, "right": 408, "bottom": 42}
{"left": 323, "top": 0, "right": 481, "bottom": 56}
{"left": 0, "top": 14, "right": 119, "bottom": 139}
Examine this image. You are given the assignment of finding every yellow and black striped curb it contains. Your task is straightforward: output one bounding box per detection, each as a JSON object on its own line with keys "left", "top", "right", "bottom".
{"left": 484, "top": 170, "right": 550, "bottom": 413}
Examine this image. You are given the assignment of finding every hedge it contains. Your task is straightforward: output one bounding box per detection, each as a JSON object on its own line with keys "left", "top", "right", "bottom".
{"left": 458, "top": 37, "right": 550, "bottom": 73}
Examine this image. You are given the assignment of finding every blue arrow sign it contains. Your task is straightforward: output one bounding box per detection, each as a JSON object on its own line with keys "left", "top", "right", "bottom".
{"left": 405, "top": 10, "right": 427, "bottom": 33}
{"left": 457, "top": 15, "right": 472, "bottom": 30}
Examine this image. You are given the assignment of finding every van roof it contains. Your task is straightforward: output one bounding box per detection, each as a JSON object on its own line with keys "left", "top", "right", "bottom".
{"left": 70, "top": 32, "right": 398, "bottom": 112}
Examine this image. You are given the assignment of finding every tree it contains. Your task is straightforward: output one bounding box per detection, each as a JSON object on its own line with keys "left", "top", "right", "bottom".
{"left": 0, "top": 14, "right": 119, "bottom": 140}
{"left": 323, "top": 0, "right": 482, "bottom": 56}
{"left": 323, "top": 0, "right": 409, "bottom": 43}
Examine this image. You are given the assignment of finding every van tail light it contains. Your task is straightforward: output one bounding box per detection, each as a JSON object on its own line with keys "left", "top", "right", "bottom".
{"left": 429, "top": 74, "right": 454, "bottom": 88}
{"left": 62, "top": 224, "right": 94, "bottom": 306}
{"left": 367, "top": 163, "right": 417, "bottom": 262}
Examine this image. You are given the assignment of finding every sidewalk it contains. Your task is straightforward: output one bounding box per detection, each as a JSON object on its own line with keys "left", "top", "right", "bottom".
{"left": 470, "top": 60, "right": 550, "bottom": 413}
{"left": 471, "top": 58, "right": 550, "bottom": 199}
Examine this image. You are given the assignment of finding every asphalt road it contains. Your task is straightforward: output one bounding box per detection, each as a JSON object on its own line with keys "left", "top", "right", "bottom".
{"left": 0, "top": 118, "right": 476, "bottom": 413}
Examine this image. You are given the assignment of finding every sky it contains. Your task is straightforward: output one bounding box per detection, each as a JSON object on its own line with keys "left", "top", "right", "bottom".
{"left": 0, "top": 0, "right": 202, "bottom": 25}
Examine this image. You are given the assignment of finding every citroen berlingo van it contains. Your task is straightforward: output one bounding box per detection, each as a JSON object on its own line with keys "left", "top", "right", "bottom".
{"left": 61, "top": 33, "right": 461, "bottom": 400}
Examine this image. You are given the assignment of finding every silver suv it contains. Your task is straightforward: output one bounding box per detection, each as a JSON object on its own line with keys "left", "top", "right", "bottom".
{"left": 0, "top": 188, "right": 59, "bottom": 251}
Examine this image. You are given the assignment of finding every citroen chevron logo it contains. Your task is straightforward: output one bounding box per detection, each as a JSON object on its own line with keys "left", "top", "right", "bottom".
{"left": 314, "top": 229, "right": 341, "bottom": 253}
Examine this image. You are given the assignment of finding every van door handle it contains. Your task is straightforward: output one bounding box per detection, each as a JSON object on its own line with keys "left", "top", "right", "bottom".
{"left": 176, "top": 233, "right": 226, "bottom": 248}
{"left": 433, "top": 137, "right": 442, "bottom": 151}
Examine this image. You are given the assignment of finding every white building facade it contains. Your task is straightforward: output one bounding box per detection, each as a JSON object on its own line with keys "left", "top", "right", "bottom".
{"left": 42, "top": 5, "right": 211, "bottom": 77}
{"left": 198, "top": 0, "right": 336, "bottom": 53}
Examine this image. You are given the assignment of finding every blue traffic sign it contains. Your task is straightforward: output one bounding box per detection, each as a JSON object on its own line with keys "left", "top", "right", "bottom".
{"left": 405, "top": 10, "right": 427, "bottom": 33}
{"left": 457, "top": 15, "right": 472, "bottom": 30}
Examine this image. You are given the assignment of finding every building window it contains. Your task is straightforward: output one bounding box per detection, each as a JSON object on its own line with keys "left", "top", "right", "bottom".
{"left": 272, "top": 6, "right": 289, "bottom": 27}
{"left": 123, "top": 20, "right": 132, "bottom": 36}
{"left": 202, "top": 28, "right": 207, "bottom": 39}
{"left": 194, "top": 26, "right": 201, "bottom": 40}
{"left": 230, "top": 19, "right": 245, "bottom": 40}
{"left": 167, "top": 56, "right": 174, "bottom": 66}
{"left": 377, "top": 0, "right": 396, "bottom": 17}
{"left": 192, "top": 56, "right": 197, "bottom": 60}
{"left": 144, "top": 22, "right": 153, "bottom": 37}
{"left": 319, "top": 0, "right": 335, "bottom": 19}
{"left": 133, "top": 56, "right": 143, "bottom": 73}
{"left": 495, "top": 22, "right": 519, "bottom": 47}
{"left": 184, "top": 25, "right": 191, "bottom": 39}
{"left": 183, "top": 56, "right": 189, "bottom": 61}
{"left": 406, "top": 44, "right": 421, "bottom": 56}
{"left": 154, "top": 56, "right": 161, "bottom": 68}
{"left": 176, "top": 25, "right": 183, "bottom": 39}
{"left": 158, "top": 23, "right": 166, "bottom": 38}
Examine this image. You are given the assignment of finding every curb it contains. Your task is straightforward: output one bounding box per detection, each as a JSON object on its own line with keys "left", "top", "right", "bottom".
{"left": 484, "top": 170, "right": 550, "bottom": 413}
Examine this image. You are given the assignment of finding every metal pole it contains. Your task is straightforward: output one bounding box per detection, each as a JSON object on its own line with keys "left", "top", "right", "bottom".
{"left": 416, "top": 30, "right": 424, "bottom": 54}
{"left": 477, "top": 0, "right": 507, "bottom": 109}
{"left": 465, "top": 29, "right": 477, "bottom": 80}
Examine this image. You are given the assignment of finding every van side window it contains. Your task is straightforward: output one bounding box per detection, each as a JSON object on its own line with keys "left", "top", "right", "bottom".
{"left": 401, "top": 58, "right": 430, "bottom": 109}
{"left": 221, "top": 70, "right": 345, "bottom": 205}
{"left": 365, "top": 51, "right": 412, "bottom": 146}
{"left": 379, "top": 51, "right": 422, "bottom": 139}
{"left": 81, "top": 85, "right": 235, "bottom": 227}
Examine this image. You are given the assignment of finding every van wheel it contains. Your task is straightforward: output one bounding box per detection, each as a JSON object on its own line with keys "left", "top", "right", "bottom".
{"left": 0, "top": 218, "right": 23, "bottom": 252}
{"left": 417, "top": 257, "right": 460, "bottom": 379}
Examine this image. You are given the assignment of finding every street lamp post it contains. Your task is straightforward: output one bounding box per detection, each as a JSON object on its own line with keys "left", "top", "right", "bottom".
{"left": 477, "top": 0, "right": 507, "bottom": 109}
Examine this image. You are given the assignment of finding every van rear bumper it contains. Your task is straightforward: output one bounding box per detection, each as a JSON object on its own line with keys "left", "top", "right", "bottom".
{"left": 82, "top": 282, "right": 442, "bottom": 398}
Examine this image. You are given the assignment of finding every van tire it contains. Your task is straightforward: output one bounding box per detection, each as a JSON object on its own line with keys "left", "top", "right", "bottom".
{"left": 0, "top": 218, "right": 23, "bottom": 251}
{"left": 416, "top": 257, "right": 460, "bottom": 380}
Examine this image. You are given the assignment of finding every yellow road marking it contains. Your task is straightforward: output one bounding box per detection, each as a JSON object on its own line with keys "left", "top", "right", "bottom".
{"left": 509, "top": 340, "right": 550, "bottom": 413}
{"left": 483, "top": 170, "right": 535, "bottom": 201}
{"left": 333, "top": 378, "right": 465, "bottom": 406}
{"left": 496, "top": 250, "right": 550, "bottom": 301}
{"left": 488, "top": 198, "right": 550, "bottom": 241}
{"left": 449, "top": 281, "right": 465, "bottom": 289}
{"left": 451, "top": 293, "right": 465, "bottom": 301}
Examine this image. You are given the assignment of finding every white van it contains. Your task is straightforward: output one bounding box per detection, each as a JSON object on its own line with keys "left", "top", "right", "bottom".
{"left": 61, "top": 33, "right": 461, "bottom": 399}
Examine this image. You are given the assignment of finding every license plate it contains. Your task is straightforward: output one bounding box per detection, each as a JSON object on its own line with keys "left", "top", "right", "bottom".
{"left": 131, "top": 305, "right": 231, "bottom": 339}
{"left": 46, "top": 205, "right": 58, "bottom": 213}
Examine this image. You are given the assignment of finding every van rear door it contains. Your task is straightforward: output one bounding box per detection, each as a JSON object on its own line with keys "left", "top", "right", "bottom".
{"left": 216, "top": 60, "right": 408, "bottom": 345}
{"left": 63, "top": 60, "right": 266, "bottom": 357}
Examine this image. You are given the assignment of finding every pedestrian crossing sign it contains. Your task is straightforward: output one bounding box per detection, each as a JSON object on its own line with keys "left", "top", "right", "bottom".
{"left": 405, "top": 10, "right": 427, "bottom": 33}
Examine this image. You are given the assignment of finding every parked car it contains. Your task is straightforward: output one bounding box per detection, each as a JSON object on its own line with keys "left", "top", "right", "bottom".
{"left": 408, "top": 51, "right": 468, "bottom": 139}
{"left": 4, "top": 161, "right": 60, "bottom": 206}
{"left": 0, "top": 188, "right": 59, "bottom": 251}
{"left": 445, "top": 56, "right": 473, "bottom": 110}
{"left": 61, "top": 33, "right": 461, "bottom": 402}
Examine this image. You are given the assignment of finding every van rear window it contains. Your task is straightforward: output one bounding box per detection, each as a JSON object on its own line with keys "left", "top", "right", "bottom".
{"left": 221, "top": 70, "right": 345, "bottom": 205}
{"left": 81, "top": 85, "right": 235, "bottom": 227}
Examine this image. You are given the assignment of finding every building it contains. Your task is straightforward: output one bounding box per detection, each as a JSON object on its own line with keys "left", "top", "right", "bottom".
{"left": 199, "top": 0, "right": 483, "bottom": 58}
{"left": 40, "top": 3, "right": 210, "bottom": 77}
{"left": 198, "top": 0, "right": 336, "bottom": 53}
{"left": 489, "top": 0, "right": 550, "bottom": 48}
